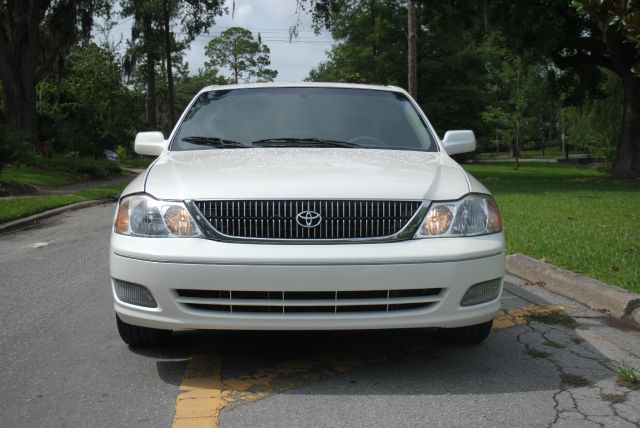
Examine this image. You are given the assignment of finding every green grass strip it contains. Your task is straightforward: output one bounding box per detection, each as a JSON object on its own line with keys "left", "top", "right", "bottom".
{"left": 464, "top": 162, "right": 640, "bottom": 292}
{"left": 0, "top": 166, "right": 76, "bottom": 186}
{"left": 0, "top": 183, "right": 126, "bottom": 224}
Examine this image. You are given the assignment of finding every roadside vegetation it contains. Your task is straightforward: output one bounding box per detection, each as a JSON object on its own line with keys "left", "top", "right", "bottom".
{"left": 613, "top": 360, "right": 640, "bottom": 390}
{"left": 120, "top": 157, "right": 154, "bottom": 170}
{"left": 0, "top": 166, "right": 76, "bottom": 186}
{"left": 465, "top": 163, "right": 640, "bottom": 292}
{"left": 0, "top": 156, "right": 121, "bottom": 185}
{"left": 0, "top": 183, "right": 127, "bottom": 224}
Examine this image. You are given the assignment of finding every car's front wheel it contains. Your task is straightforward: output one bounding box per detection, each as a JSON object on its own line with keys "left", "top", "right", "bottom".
{"left": 116, "top": 315, "right": 171, "bottom": 347}
{"left": 440, "top": 320, "right": 493, "bottom": 345}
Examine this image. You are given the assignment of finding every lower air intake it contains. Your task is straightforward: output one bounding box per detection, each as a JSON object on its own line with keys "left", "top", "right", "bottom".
{"left": 174, "top": 288, "right": 443, "bottom": 315}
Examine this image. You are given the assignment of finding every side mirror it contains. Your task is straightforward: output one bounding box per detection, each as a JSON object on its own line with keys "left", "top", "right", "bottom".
{"left": 442, "top": 130, "right": 476, "bottom": 155}
{"left": 134, "top": 131, "right": 167, "bottom": 156}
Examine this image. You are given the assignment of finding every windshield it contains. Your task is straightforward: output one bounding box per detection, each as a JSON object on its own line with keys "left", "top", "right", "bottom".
{"left": 171, "top": 87, "right": 437, "bottom": 152}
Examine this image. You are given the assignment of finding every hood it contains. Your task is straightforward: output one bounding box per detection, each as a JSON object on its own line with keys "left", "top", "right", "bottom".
{"left": 144, "top": 148, "right": 470, "bottom": 201}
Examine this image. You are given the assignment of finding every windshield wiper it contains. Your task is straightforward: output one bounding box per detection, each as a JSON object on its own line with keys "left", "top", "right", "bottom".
{"left": 181, "top": 136, "right": 251, "bottom": 148}
{"left": 251, "top": 138, "right": 362, "bottom": 148}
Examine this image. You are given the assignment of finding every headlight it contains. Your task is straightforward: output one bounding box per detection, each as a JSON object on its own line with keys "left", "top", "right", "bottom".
{"left": 114, "top": 194, "right": 201, "bottom": 238}
{"left": 415, "top": 194, "right": 502, "bottom": 238}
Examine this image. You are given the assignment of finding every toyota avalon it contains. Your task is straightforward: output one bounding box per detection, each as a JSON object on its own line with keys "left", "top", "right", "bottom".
{"left": 110, "top": 82, "right": 504, "bottom": 346}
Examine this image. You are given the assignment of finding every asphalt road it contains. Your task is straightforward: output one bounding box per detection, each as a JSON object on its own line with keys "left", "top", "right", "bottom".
{"left": 1, "top": 203, "right": 639, "bottom": 428}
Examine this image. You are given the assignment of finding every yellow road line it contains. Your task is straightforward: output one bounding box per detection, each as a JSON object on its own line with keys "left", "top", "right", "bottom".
{"left": 171, "top": 303, "right": 571, "bottom": 427}
{"left": 493, "top": 304, "right": 573, "bottom": 330}
{"left": 173, "top": 344, "right": 224, "bottom": 428}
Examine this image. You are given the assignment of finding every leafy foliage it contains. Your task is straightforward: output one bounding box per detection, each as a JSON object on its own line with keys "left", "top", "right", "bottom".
{"left": 480, "top": 35, "right": 549, "bottom": 167}
{"left": 37, "top": 43, "right": 144, "bottom": 157}
{"left": 572, "top": 0, "right": 640, "bottom": 74}
{"left": 205, "top": 27, "right": 278, "bottom": 83}
{"left": 304, "top": 0, "right": 637, "bottom": 176}
{"left": 0, "top": 125, "right": 31, "bottom": 174}
{"left": 306, "top": 0, "right": 491, "bottom": 139}
{"left": 563, "top": 71, "right": 623, "bottom": 162}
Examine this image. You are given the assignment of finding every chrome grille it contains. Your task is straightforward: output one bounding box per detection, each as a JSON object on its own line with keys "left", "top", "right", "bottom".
{"left": 192, "top": 200, "right": 422, "bottom": 240}
{"left": 175, "top": 288, "right": 443, "bottom": 314}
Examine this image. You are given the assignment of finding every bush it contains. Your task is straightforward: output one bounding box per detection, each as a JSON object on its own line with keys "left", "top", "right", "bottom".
{"left": 0, "top": 125, "right": 31, "bottom": 174}
{"left": 48, "top": 155, "right": 121, "bottom": 179}
{"left": 115, "top": 145, "right": 127, "bottom": 160}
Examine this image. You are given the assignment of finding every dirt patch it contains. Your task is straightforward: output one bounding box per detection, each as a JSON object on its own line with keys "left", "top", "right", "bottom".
{"left": 560, "top": 373, "right": 591, "bottom": 387}
{"left": 0, "top": 181, "right": 38, "bottom": 197}
{"left": 600, "top": 393, "right": 627, "bottom": 404}
{"left": 525, "top": 347, "right": 552, "bottom": 358}
{"left": 525, "top": 310, "right": 577, "bottom": 328}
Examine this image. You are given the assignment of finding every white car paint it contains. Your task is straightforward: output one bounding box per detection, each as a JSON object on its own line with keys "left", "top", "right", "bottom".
{"left": 143, "top": 149, "right": 473, "bottom": 201}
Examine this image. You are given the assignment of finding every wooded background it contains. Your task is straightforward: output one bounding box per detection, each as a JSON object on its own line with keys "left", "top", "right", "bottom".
{"left": 1, "top": 0, "right": 639, "bottom": 178}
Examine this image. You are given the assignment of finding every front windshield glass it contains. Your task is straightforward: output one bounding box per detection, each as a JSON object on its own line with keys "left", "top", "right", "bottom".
{"left": 171, "top": 87, "right": 437, "bottom": 152}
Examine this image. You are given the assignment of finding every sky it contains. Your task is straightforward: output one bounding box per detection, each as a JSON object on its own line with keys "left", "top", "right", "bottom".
{"left": 102, "top": 0, "right": 334, "bottom": 82}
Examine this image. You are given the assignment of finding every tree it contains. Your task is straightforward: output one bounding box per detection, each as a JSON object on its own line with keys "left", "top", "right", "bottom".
{"left": 122, "top": 0, "right": 166, "bottom": 130}
{"left": 563, "top": 70, "right": 624, "bottom": 162}
{"left": 160, "top": 0, "right": 225, "bottom": 125}
{"left": 121, "top": 0, "right": 225, "bottom": 129}
{"left": 305, "top": 1, "right": 491, "bottom": 137}
{"left": 481, "top": 38, "right": 542, "bottom": 169}
{"left": 205, "top": 27, "right": 278, "bottom": 84}
{"left": 37, "top": 43, "right": 144, "bottom": 156}
{"left": 489, "top": 0, "right": 640, "bottom": 178}
{"left": 175, "top": 67, "right": 228, "bottom": 111}
{"left": 305, "top": 1, "right": 408, "bottom": 86}
{"left": 0, "top": 0, "right": 108, "bottom": 146}
{"left": 571, "top": 0, "right": 640, "bottom": 177}
{"left": 407, "top": 0, "right": 417, "bottom": 99}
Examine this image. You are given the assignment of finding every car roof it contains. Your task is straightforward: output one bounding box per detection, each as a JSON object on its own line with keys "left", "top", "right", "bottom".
{"left": 199, "top": 81, "right": 407, "bottom": 95}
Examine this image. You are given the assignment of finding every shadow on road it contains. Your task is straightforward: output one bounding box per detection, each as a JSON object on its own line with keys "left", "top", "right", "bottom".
{"left": 137, "top": 324, "right": 612, "bottom": 396}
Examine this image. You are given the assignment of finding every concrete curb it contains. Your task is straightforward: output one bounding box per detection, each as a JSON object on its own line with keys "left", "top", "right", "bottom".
{"left": 0, "top": 198, "right": 115, "bottom": 234}
{"left": 506, "top": 253, "right": 640, "bottom": 320}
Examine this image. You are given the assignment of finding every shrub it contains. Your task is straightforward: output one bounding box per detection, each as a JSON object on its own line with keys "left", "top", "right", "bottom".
{"left": 48, "top": 155, "right": 121, "bottom": 180}
{"left": 115, "top": 145, "right": 127, "bottom": 161}
{"left": 0, "top": 125, "right": 31, "bottom": 174}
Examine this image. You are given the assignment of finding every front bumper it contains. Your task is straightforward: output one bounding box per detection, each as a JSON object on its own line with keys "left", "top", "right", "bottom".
{"left": 109, "top": 233, "right": 505, "bottom": 330}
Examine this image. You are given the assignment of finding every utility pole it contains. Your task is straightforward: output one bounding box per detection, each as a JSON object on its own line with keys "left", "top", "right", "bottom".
{"left": 407, "top": 0, "right": 417, "bottom": 100}
{"left": 163, "top": 0, "right": 176, "bottom": 126}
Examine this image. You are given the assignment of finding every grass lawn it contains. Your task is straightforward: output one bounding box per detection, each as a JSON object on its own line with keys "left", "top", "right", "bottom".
{"left": 120, "top": 157, "right": 154, "bottom": 169}
{"left": 477, "top": 147, "right": 598, "bottom": 159}
{"left": 464, "top": 162, "right": 640, "bottom": 292}
{"left": 0, "top": 183, "right": 126, "bottom": 224}
{"left": 0, "top": 165, "right": 76, "bottom": 186}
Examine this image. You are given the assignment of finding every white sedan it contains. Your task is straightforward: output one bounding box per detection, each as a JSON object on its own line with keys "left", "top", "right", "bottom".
{"left": 110, "top": 83, "right": 504, "bottom": 346}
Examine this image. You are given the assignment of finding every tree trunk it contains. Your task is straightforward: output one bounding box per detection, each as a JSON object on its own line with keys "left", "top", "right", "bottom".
{"left": 0, "top": 0, "right": 42, "bottom": 146}
{"left": 142, "top": 14, "right": 158, "bottom": 130}
{"left": 602, "top": 25, "right": 640, "bottom": 178}
{"left": 369, "top": 0, "right": 377, "bottom": 82}
{"left": 163, "top": 0, "right": 176, "bottom": 126}
{"left": 1, "top": 66, "right": 39, "bottom": 144}
{"left": 513, "top": 122, "right": 520, "bottom": 170}
{"left": 232, "top": 42, "right": 239, "bottom": 84}
{"left": 612, "top": 76, "right": 640, "bottom": 179}
{"left": 482, "top": 0, "right": 490, "bottom": 33}
{"left": 407, "top": 0, "right": 417, "bottom": 100}
{"left": 146, "top": 55, "right": 158, "bottom": 129}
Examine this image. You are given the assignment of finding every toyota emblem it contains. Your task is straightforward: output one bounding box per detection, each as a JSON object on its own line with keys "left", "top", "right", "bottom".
{"left": 296, "top": 210, "right": 322, "bottom": 228}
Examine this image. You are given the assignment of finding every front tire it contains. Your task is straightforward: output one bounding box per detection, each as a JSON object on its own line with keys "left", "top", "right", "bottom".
{"left": 116, "top": 315, "right": 171, "bottom": 347}
{"left": 441, "top": 320, "right": 493, "bottom": 345}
